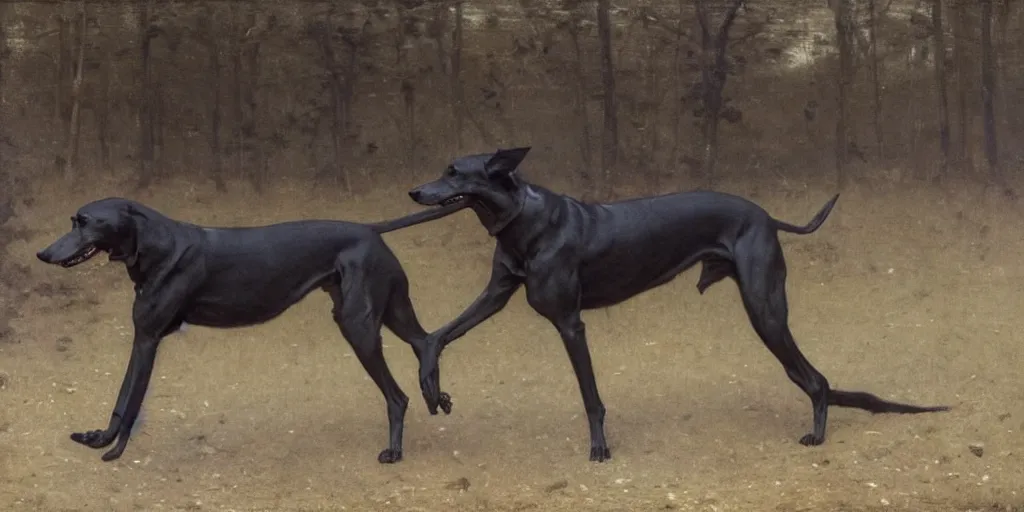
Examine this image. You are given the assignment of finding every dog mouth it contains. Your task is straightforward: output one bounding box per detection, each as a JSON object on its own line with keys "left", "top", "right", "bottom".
{"left": 58, "top": 245, "right": 99, "bottom": 268}
{"left": 440, "top": 195, "right": 468, "bottom": 207}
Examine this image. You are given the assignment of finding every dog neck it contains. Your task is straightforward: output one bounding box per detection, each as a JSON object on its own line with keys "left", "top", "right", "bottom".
{"left": 477, "top": 186, "right": 527, "bottom": 237}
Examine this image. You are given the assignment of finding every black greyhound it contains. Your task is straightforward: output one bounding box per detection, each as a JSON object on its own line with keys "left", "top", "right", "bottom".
{"left": 409, "top": 147, "right": 949, "bottom": 462}
{"left": 36, "top": 197, "right": 462, "bottom": 463}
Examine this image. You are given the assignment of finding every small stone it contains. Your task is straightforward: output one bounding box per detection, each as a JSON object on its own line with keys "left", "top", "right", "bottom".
{"left": 56, "top": 337, "right": 73, "bottom": 352}
{"left": 444, "top": 477, "right": 470, "bottom": 491}
{"left": 545, "top": 480, "right": 568, "bottom": 493}
{"left": 969, "top": 442, "right": 984, "bottom": 457}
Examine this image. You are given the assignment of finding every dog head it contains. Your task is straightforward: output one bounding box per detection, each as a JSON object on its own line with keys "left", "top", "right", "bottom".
{"left": 408, "top": 147, "right": 531, "bottom": 235}
{"left": 36, "top": 198, "right": 145, "bottom": 268}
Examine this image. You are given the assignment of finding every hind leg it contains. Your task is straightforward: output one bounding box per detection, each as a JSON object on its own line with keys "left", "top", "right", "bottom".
{"left": 327, "top": 273, "right": 410, "bottom": 463}
{"left": 381, "top": 282, "right": 453, "bottom": 415}
{"left": 733, "top": 235, "right": 833, "bottom": 446}
{"left": 696, "top": 257, "right": 736, "bottom": 295}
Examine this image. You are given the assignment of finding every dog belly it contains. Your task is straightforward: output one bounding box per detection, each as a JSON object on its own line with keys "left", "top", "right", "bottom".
{"left": 579, "top": 265, "right": 688, "bottom": 309}
{"left": 184, "top": 303, "right": 287, "bottom": 328}
{"left": 578, "top": 247, "right": 710, "bottom": 309}
{"left": 186, "top": 275, "right": 328, "bottom": 328}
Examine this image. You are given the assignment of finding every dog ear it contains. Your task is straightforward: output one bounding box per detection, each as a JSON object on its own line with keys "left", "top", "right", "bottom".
{"left": 118, "top": 202, "right": 142, "bottom": 226}
{"left": 485, "top": 147, "right": 531, "bottom": 176}
{"left": 115, "top": 202, "right": 145, "bottom": 265}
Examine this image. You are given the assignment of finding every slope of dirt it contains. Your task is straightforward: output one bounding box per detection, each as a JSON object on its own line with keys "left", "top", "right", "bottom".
{"left": 1, "top": 176, "right": 1022, "bottom": 512}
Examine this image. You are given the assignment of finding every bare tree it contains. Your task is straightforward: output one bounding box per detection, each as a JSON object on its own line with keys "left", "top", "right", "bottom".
{"left": 597, "top": 0, "right": 618, "bottom": 193}
{"left": 671, "top": 0, "right": 686, "bottom": 170}
{"left": 951, "top": 0, "right": 971, "bottom": 170}
{"left": 136, "top": 0, "right": 156, "bottom": 189}
{"left": 831, "top": 0, "right": 855, "bottom": 187}
{"left": 393, "top": 2, "right": 418, "bottom": 166}
{"left": 54, "top": 12, "right": 70, "bottom": 123}
{"left": 565, "top": 3, "right": 594, "bottom": 182}
{"left": 932, "top": 0, "right": 950, "bottom": 175}
{"left": 0, "top": 2, "right": 7, "bottom": 176}
{"left": 229, "top": 3, "right": 264, "bottom": 189}
{"left": 979, "top": 0, "right": 998, "bottom": 174}
{"left": 62, "top": 0, "right": 86, "bottom": 181}
{"left": 450, "top": 2, "right": 466, "bottom": 153}
{"left": 867, "top": 0, "right": 883, "bottom": 159}
{"left": 310, "top": 8, "right": 366, "bottom": 193}
{"left": 95, "top": 50, "right": 112, "bottom": 173}
{"left": 195, "top": 3, "right": 226, "bottom": 192}
{"left": 694, "top": 0, "right": 744, "bottom": 185}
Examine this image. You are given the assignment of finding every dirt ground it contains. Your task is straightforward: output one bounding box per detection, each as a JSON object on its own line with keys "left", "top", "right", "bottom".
{"left": 1, "top": 175, "right": 1023, "bottom": 512}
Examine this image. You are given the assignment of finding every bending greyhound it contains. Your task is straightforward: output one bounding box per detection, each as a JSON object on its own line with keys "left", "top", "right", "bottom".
{"left": 409, "top": 147, "right": 948, "bottom": 462}
{"left": 36, "top": 197, "right": 463, "bottom": 463}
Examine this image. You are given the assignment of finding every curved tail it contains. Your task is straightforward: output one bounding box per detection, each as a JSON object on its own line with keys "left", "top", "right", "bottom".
{"left": 774, "top": 193, "right": 840, "bottom": 234}
{"left": 828, "top": 389, "right": 950, "bottom": 414}
{"left": 368, "top": 202, "right": 467, "bottom": 234}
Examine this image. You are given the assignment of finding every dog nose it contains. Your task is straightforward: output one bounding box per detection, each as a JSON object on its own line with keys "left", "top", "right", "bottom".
{"left": 408, "top": 189, "right": 422, "bottom": 201}
{"left": 36, "top": 250, "right": 48, "bottom": 262}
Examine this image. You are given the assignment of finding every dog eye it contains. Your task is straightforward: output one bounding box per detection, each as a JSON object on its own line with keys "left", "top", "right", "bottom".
{"left": 446, "top": 167, "right": 458, "bottom": 177}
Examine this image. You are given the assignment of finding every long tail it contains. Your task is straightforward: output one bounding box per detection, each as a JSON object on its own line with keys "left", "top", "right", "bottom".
{"left": 773, "top": 193, "right": 840, "bottom": 234}
{"left": 828, "top": 389, "right": 950, "bottom": 414}
{"left": 368, "top": 202, "right": 467, "bottom": 234}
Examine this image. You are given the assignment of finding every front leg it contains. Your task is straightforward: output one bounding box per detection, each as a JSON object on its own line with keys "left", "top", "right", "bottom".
{"left": 98, "top": 333, "right": 160, "bottom": 461}
{"left": 526, "top": 270, "right": 610, "bottom": 462}
{"left": 69, "top": 344, "right": 139, "bottom": 450}
{"left": 420, "top": 249, "right": 523, "bottom": 414}
{"left": 78, "top": 273, "right": 193, "bottom": 462}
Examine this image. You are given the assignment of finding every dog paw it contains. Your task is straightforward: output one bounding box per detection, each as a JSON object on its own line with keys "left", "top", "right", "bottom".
{"left": 439, "top": 392, "right": 453, "bottom": 415}
{"left": 377, "top": 448, "right": 403, "bottom": 464}
{"left": 100, "top": 445, "right": 126, "bottom": 462}
{"left": 589, "top": 445, "right": 612, "bottom": 462}
{"left": 799, "top": 433, "right": 824, "bottom": 446}
{"left": 70, "top": 429, "right": 117, "bottom": 449}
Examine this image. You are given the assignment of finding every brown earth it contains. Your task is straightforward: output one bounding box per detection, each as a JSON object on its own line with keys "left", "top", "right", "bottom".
{"left": 1, "top": 175, "right": 1022, "bottom": 512}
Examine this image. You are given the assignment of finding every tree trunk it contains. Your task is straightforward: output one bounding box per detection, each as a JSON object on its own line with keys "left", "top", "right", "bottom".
{"left": 242, "top": 12, "right": 263, "bottom": 189}
{"left": 868, "top": 0, "right": 884, "bottom": 159}
{"left": 568, "top": 14, "right": 593, "bottom": 186}
{"left": 230, "top": 3, "right": 244, "bottom": 181}
{"left": 979, "top": 0, "right": 998, "bottom": 175}
{"left": 952, "top": 0, "right": 971, "bottom": 170}
{"left": 694, "top": 0, "right": 744, "bottom": 187}
{"left": 136, "top": 0, "right": 155, "bottom": 190}
{"left": 670, "top": 0, "right": 685, "bottom": 171}
{"left": 97, "top": 51, "right": 112, "bottom": 173}
{"left": 833, "top": 0, "right": 855, "bottom": 187}
{"left": 451, "top": 1, "right": 465, "bottom": 153}
{"left": 597, "top": 0, "right": 618, "bottom": 195}
{"left": 994, "top": 0, "right": 1014, "bottom": 139}
{"left": 62, "top": 1, "right": 86, "bottom": 181}
{"left": 312, "top": 13, "right": 353, "bottom": 193}
{"left": 200, "top": 4, "right": 226, "bottom": 192}
{"left": 0, "top": 2, "right": 6, "bottom": 175}
{"left": 931, "top": 0, "right": 950, "bottom": 176}
{"left": 55, "top": 14, "right": 69, "bottom": 122}
{"left": 395, "top": 5, "right": 416, "bottom": 166}
{"left": 340, "top": 38, "right": 359, "bottom": 192}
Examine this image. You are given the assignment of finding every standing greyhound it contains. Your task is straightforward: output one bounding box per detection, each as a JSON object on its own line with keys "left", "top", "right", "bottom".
{"left": 408, "top": 147, "right": 948, "bottom": 462}
{"left": 36, "top": 197, "right": 460, "bottom": 463}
